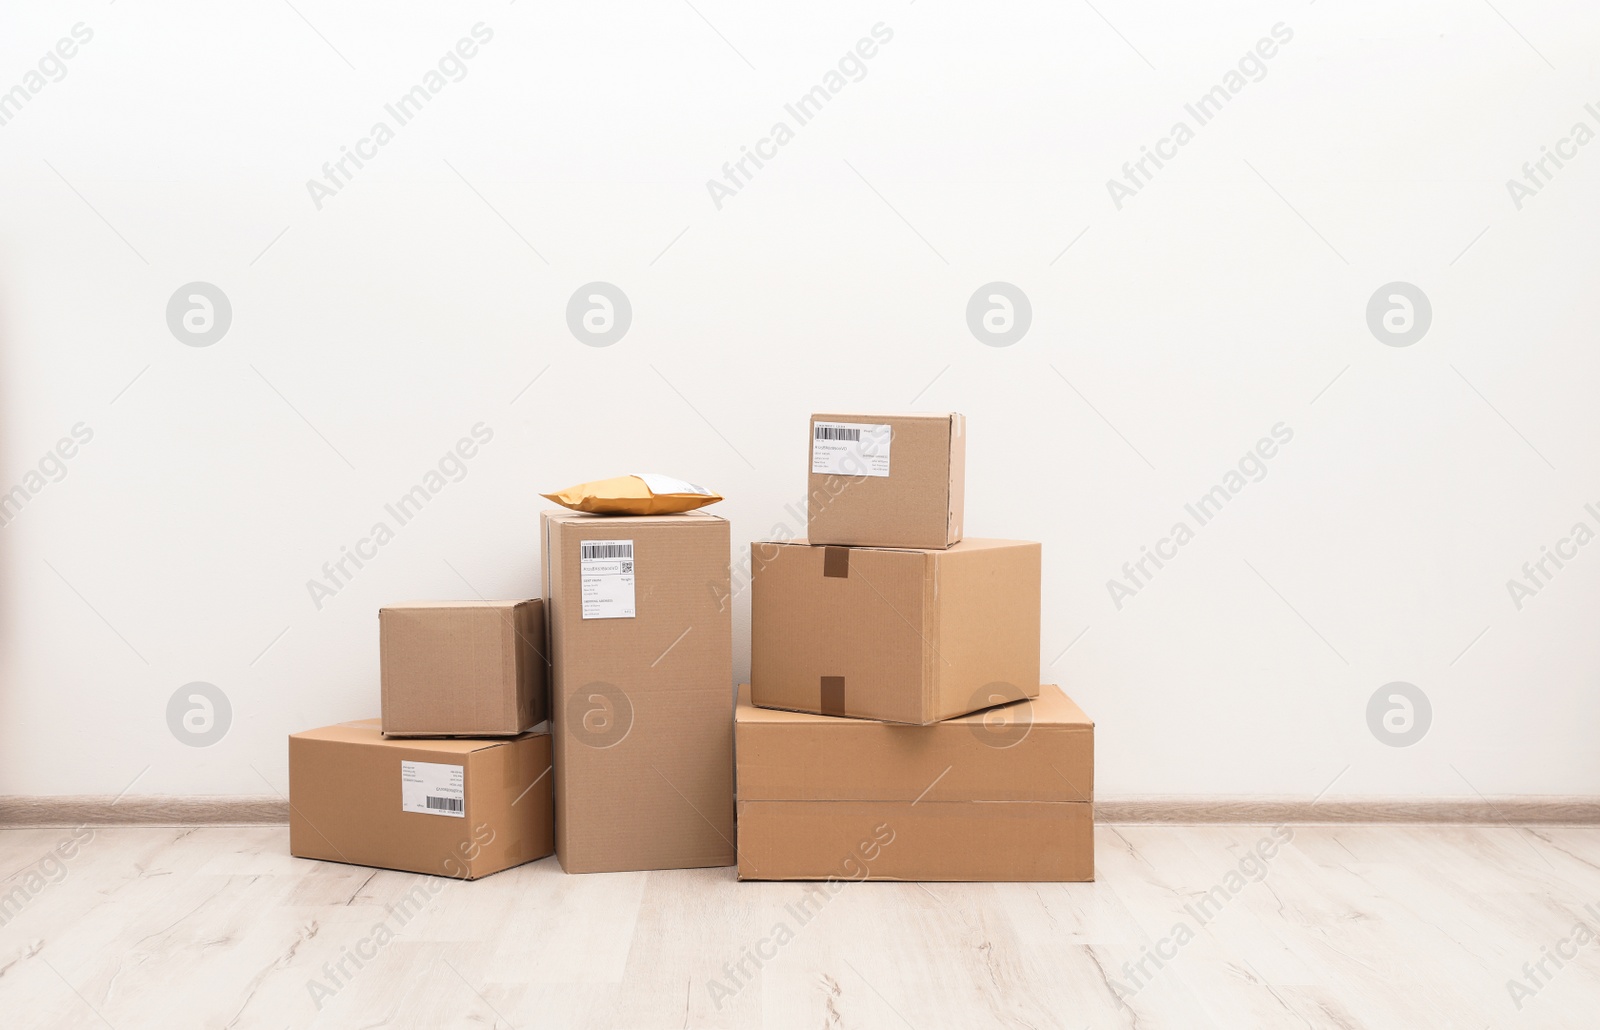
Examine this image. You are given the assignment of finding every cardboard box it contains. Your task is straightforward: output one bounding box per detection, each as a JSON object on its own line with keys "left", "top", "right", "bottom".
{"left": 735, "top": 684, "right": 1093, "bottom": 881}
{"left": 380, "top": 599, "right": 547, "bottom": 737}
{"left": 541, "top": 510, "right": 735, "bottom": 873}
{"left": 288, "top": 719, "right": 553, "bottom": 880}
{"left": 750, "top": 537, "right": 1041, "bottom": 724}
{"left": 808, "top": 411, "right": 965, "bottom": 549}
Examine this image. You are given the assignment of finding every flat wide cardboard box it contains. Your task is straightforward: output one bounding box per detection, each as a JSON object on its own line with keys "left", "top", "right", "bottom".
{"left": 735, "top": 684, "right": 1093, "bottom": 881}
{"left": 750, "top": 537, "right": 1040, "bottom": 724}
{"left": 289, "top": 719, "right": 553, "bottom": 879}
{"left": 380, "top": 599, "right": 547, "bottom": 737}
{"left": 808, "top": 411, "right": 965, "bottom": 550}
{"left": 541, "top": 510, "right": 735, "bottom": 873}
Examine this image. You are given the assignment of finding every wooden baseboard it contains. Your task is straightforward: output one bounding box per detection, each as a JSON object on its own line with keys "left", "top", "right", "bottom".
{"left": 3, "top": 794, "right": 1599, "bottom": 828}
{"left": 1097, "top": 795, "right": 1600, "bottom": 825}
{"left": 0, "top": 795, "right": 288, "bottom": 827}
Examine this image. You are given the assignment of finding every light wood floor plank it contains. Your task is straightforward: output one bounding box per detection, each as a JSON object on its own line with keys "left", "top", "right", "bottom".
{"left": 5, "top": 825, "right": 1600, "bottom": 1028}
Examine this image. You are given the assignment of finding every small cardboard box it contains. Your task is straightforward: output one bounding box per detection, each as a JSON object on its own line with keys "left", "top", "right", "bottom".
{"left": 380, "top": 599, "right": 547, "bottom": 738}
{"left": 750, "top": 538, "right": 1040, "bottom": 724}
{"left": 808, "top": 411, "right": 965, "bottom": 550}
{"left": 288, "top": 719, "right": 553, "bottom": 880}
{"left": 541, "top": 510, "right": 735, "bottom": 873}
{"left": 735, "top": 684, "right": 1093, "bottom": 881}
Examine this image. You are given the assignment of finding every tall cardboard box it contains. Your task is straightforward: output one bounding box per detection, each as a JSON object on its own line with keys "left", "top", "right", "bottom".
{"left": 380, "top": 599, "right": 547, "bottom": 737}
{"left": 808, "top": 411, "right": 965, "bottom": 549}
{"left": 288, "top": 719, "right": 554, "bottom": 879}
{"left": 735, "top": 684, "right": 1093, "bottom": 881}
{"left": 750, "top": 538, "right": 1041, "bottom": 724}
{"left": 541, "top": 510, "right": 735, "bottom": 872}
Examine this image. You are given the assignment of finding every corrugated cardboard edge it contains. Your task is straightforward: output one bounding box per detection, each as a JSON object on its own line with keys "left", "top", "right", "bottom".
{"left": 555, "top": 853, "right": 738, "bottom": 875}
{"left": 377, "top": 607, "right": 394, "bottom": 731}
{"left": 921, "top": 550, "right": 938, "bottom": 722}
{"left": 380, "top": 728, "right": 542, "bottom": 739}
{"left": 10, "top": 795, "right": 1600, "bottom": 827}
{"left": 538, "top": 512, "right": 564, "bottom": 864}
{"left": 501, "top": 600, "right": 523, "bottom": 730}
{"left": 946, "top": 412, "right": 965, "bottom": 545}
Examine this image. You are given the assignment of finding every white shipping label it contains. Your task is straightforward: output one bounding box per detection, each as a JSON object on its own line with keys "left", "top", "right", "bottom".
{"left": 812, "top": 422, "right": 892, "bottom": 478}
{"left": 581, "top": 539, "right": 636, "bottom": 619}
{"left": 401, "top": 760, "right": 465, "bottom": 818}
{"left": 631, "top": 473, "right": 715, "bottom": 496}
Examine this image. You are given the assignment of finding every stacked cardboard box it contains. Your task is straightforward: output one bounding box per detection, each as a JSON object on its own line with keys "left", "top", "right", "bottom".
{"left": 740, "top": 412, "right": 1096, "bottom": 881}
{"left": 288, "top": 515, "right": 737, "bottom": 880}
{"left": 540, "top": 511, "right": 735, "bottom": 873}
{"left": 736, "top": 685, "right": 1093, "bottom": 880}
{"left": 285, "top": 410, "right": 1086, "bottom": 886}
{"left": 289, "top": 600, "right": 556, "bottom": 880}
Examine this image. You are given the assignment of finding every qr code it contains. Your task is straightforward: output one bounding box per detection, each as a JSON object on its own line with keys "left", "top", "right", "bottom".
{"left": 620, "top": 561, "right": 633, "bottom": 574}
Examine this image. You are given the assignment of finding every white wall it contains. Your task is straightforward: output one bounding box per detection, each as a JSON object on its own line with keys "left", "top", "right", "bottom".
{"left": 2, "top": 0, "right": 1597, "bottom": 799}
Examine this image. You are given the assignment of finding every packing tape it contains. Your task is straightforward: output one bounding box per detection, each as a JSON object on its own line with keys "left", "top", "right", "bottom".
{"left": 821, "top": 676, "right": 846, "bottom": 717}
{"left": 823, "top": 546, "right": 850, "bottom": 578}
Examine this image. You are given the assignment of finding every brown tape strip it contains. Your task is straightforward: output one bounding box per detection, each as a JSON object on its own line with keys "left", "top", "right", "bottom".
{"left": 823, "top": 546, "right": 849, "bottom": 578}
{"left": 820, "top": 676, "right": 845, "bottom": 716}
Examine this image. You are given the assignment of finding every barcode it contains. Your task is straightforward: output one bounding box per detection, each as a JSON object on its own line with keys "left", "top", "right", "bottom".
{"left": 425, "top": 796, "right": 463, "bottom": 813}
{"left": 815, "top": 425, "right": 861, "bottom": 442}
{"left": 582, "top": 543, "right": 634, "bottom": 560}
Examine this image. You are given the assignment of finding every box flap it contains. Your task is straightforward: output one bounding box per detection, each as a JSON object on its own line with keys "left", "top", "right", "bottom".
{"left": 946, "top": 412, "right": 965, "bottom": 544}
{"left": 292, "top": 720, "right": 524, "bottom": 754}
{"left": 541, "top": 509, "right": 727, "bottom": 527}
{"left": 790, "top": 538, "right": 1024, "bottom": 554}
{"left": 812, "top": 411, "right": 958, "bottom": 422}
{"left": 736, "top": 799, "right": 1093, "bottom": 882}
{"left": 737, "top": 684, "right": 1090, "bottom": 729}
{"left": 736, "top": 684, "right": 1091, "bottom": 803}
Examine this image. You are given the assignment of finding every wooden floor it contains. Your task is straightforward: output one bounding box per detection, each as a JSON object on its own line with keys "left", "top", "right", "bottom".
{"left": 2, "top": 824, "right": 1598, "bottom": 1028}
